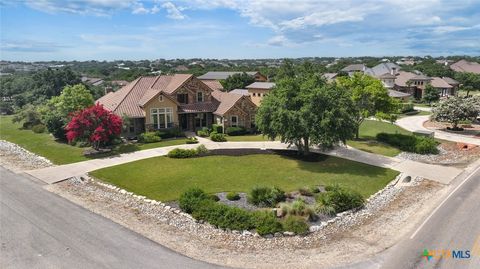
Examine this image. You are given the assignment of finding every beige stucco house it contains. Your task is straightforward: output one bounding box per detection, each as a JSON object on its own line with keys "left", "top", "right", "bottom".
{"left": 97, "top": 74, "right": 257, "bottom": 136}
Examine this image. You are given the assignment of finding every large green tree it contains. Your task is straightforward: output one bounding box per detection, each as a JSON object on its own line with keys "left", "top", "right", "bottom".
{"left": 220, "top": 72, "right": 255, "bottom": 91}
{"left": 432, "top": 97, "right": 479, "bottom": 130}
{"left": 338, "top": 73, "right": 398, "bottom": 139}
{"left": 41, "top": 84, "right": 94, "bottom": 139}
{"left": 422, "top": 83, "right": 440, "bottom": 104}
{"left": 454, "top": 72, "right": 480, "bottom": 97}
{"left": 256, "top": 63, "right": 357, "bottom": 155}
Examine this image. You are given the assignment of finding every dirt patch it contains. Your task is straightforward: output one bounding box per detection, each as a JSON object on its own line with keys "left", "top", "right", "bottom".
{"left": 45, "top": 178, "right": 446, "bottom": 269}
{"left": 424, "top": 120, "right": 480, "bottom": 137}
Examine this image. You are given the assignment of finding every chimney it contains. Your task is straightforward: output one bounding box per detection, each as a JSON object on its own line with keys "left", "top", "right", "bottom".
{"left": 104, "top": 86, "right": 113, "bottom": 95}
{"left": 362, "top": 65, "right": 366, "bottom": 72}
{"left": 391, "top": 67, "right": 396, "bottom": 75}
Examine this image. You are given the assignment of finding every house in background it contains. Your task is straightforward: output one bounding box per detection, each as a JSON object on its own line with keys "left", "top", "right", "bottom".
{"left": 198, "top": 71, "right": 268, "bottom": 91}
{"left": 450, "top": 60, "right": 480, "bottom": 74}
{"left": 97, "top": 74, "right": 256, "bottom": 136}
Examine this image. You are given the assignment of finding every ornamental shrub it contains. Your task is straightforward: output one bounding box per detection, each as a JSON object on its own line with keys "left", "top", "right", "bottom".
{"left": 279, "top": 200, "right": 316, "bottom": 221}
{"left": 282, "top": 215, "right": 309, "bottom": 235}
{"left": 196, "top": 144, "right": 209, "bottom": 155}
{"left": 139, "top": 132, "right": 162, "bottom": 143}
{"left": 226, "top": 126, "right": 247, "bottom": 136}
{"left": 210, "top": 132, "right": 227, "bottom": 142}
{"left": 414, "top": 136, "right": 439, "bottom": 154}
{"left": 178, "top": 188, "right": 209, "bottom": 214}
{"left": 167, "top": 148, "right": 198, "bottom": 158}
{"left": 185, "top": 137, "right": 199, "bottom": 144}
{"left": 191, "top": 200, "right": 255, "bottom": 231}
{"left": 376, "top": 132, "right": 438, "bottom": 154}
{"left": 32, "top": 124, "right": 46, "bottom": 133}
{"left": 248, "top": 186, "right": 286, "bottom": 207}
{"left": 211, "top": 124, "right": 223, "bottom": 134}
{"left": 226, "top": 192, "right": 241, "bottom": 201}
{"left": 316, "top": 185, "right": 364, "bottom": 214}
{"left": 253, "top": 210, "right": 283, "bottom": 236}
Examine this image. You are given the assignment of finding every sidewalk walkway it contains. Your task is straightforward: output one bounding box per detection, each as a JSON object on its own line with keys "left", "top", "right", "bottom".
{"left": 26, "top": 140, "right": 462, "bottom": 185}
{"left": 396, "top": 115, "right": 480, "bottom": 145}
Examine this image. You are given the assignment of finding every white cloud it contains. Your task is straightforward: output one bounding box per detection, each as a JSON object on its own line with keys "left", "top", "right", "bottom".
{"left": 25, "top": 0, "right": 136, "bottom": 16}
{"left": 161, "top": 2, "right": 185, "bottom": 20}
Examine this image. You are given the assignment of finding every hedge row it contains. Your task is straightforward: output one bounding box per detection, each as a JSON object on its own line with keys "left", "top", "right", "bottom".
{"left": 376, "top": 132, "right": 439, "bottom": 154}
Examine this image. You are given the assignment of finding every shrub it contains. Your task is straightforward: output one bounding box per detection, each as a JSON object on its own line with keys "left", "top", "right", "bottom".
{"left": 282, "top": 215, "right": 309, "bottom": 235}
{"left": 280, "top": 200, "right": 316, "bottom": 221}
{"left": 167, "top": 148, "right": 198, "bottom": 158}
{"left": 309, "top": 186, "right": 321, "bottom": 194}
{"left": 376, "top": 132, "right": 438, "bottom": 154}
{"left": 315, "top": 204, "right": 336, "bottom": 216}
{"left": 191, "top": 200, "right": 255, "bottom": 231}
{"left": 196, "top": 144, "right": 209, "bottom": 155}
{"left": 210, "top": 132, "right": 227, "bottom": 142}
{"left": 44, "top": 113, "right": 66, "bottom": 140}
{"left": 248, "top": 186, "right": 286, "bottom": 207}
{"left": 226, "top": 126, "right": 247, "bottom": 136}
{"left": 156, "top": 127, "right": 182, "bottom": 139}
{"left": 298, "top": 187, "right": 313, "bottom": 196}
{"left": 316, "top": 185, "right": 364, "bottom": 214}
{"left": 253, "top": 210, "right": 283, "bottom": 236}
{"left": 399, "top": 102, "right": 414, "bottom": 113}
{"left": 139, "top": 132, "right": 162, "bottom": 143}
{"left": 226, "top": 192, "right": 241, "bottom": 201}
{"left": 186, "top": 137, "right": 199, "bottom": 144}
{"left": 179, "top": 188, "right": 209, "bottom": 214}
{"left": 32, "top": 124, "right": 46, "bottom": 133}
{"left": 209, "top": 194, "right": 220, "bottom": 202}
{"left": 211, "top": 124, "right": 223, "bottom": 134}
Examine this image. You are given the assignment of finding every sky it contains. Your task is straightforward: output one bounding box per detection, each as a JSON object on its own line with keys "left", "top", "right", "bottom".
{"left": 1, "top": 0, "right": 479, "bottom": 61}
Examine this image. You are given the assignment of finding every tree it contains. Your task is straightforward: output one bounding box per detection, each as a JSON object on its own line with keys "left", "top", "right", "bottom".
{"left": 220, "top": 72, "right": 255, "bottom": 91}
{"left": 11, "top": 104, "right": 42, "bottom": 129}
{"left": 41, "top": 84, "right": 94, "bottom": 140}
{"left": 65, "top": 104, "right": 122, "bottom": 149}
{"left": 338, "top": 73, "right": 398, "bottom": 139}
{"left": 255, "top": 64, "right": 356, "bottom": 155}
{"left": 431, "top": 97, "right": 477, "bottom": 130}
{"left": 454, "top": 72, "right": 480, "bottom": 97}
{"left": 422, "top": 83, "right": 440, "bottom": 104}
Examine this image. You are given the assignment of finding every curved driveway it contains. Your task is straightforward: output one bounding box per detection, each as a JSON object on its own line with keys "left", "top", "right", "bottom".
{"left": 396, "top": 115, "right": 480, "bottom": 145}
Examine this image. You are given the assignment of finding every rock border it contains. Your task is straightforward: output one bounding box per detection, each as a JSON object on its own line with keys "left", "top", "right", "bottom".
{"left": 0, "top": 140, "right": 53, "bottom": 169}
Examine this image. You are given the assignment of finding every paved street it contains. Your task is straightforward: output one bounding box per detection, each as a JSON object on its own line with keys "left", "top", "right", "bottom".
{"left": 0, "top": 167, "right": 222, "bottom": 269}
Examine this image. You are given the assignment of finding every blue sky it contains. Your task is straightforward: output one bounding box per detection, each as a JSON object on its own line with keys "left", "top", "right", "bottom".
{"left": 1, "top": 0, "right": 479, "bottom": 61}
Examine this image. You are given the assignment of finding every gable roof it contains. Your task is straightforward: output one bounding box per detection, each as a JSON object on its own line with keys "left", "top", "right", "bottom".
{"left": 201, "top": 79, "right": 224, "bottom": 91}
{"left": 212, "top": 90, "right": 246, "bottom": 115}
{"left": 198, "top": 71, "right": 258, "bottom": 80}
{"left": 341, "top": 64, "right": 366, "bottom": 72}
{"left": 230, "top": 89, "right": 250, "bottom": 96}
{"left": 246, "top": 82, "right": 275, "bottom": 89}
{"left": 430, "top": 77, "right": 453, "bottom": 88}
{"left": 369, "top": 62, "right": 401, "bottom": 77}
{"left": 388, "top": 89, "right": 411, "bottom": 98}
{"left": 441, "top": 77, "right": 459, "bottom": 85}
{"left": 450, "top": 60, "right": 480, "bottom": 74}
{"left": 394, "top": 71, "right": 417, "bottom": 87}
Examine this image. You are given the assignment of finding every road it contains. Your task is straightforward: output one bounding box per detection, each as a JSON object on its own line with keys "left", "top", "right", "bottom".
{"left": 379, "top": 166, "right": 480, "bottom": 269}
{"left": 0, "top": 167, "right": 222, "bottom": 269}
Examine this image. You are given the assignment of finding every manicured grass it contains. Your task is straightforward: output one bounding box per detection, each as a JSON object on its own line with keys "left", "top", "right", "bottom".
{"left": 90, "top": 153, "right": 399, "bottom": 201}
{"left": 396, "top": 110, "right": 431, "bottom": 119}
{"left": 347, "top": 120, "right": 411, "bottom": 157}
{"left": 0, "top": 115, "right": 189, "bottom": 164}
{"left": 226, "top": 134, "right": 275, "bottom": 142}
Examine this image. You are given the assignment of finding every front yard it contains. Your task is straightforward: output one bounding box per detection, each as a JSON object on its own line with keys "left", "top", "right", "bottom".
{"left": 0, "top": 115, "right": 188, "bottom": 164}
{"left": 90, "top": 152, "right": 399, "bottom": 202}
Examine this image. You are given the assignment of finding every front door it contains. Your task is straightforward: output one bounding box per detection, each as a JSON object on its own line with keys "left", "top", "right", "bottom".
{"left": 195, "top": 113, "right": 207, "bottom": 130}
{"left": 180, "top": 114, "right": 188, "bottom": 130}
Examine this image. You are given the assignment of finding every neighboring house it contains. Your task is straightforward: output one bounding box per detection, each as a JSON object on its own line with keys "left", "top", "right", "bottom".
{"left": 322, "top": 73, "right": 338, "bottom": 82}
{"left": 388, "top": 89, "right": 411, "bottom": 101}
{"left": 430, "top": 77, "right": 454, "bottom": 97}
{"left": 81, "top": 76, "right": 104, "bottom": 86}
{"left": 96, "top": 74, "right": 257, "bottom": 136}
{"left": 341, "top": 64, "right": 366, "bottom": 76}
{"left": 450, "top": 60, "right": 480, "bottom": 74}
{"left": 198, "top": 71, "right": 268, "bottom": 92}
{"left": 245, "top": 82, "right": 275, "bottom": 106}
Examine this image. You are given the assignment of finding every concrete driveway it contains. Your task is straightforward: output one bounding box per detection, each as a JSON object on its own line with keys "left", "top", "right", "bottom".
{"left": 0, "top": 166, "right": 223, "bottom": 269}
{"left": 396, "top": 115, "right": 480, "bottom": 145}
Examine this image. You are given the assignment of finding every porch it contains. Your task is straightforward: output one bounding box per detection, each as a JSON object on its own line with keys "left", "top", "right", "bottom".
{"left": 178, "top": 112, "right": 214, "bottom": 131}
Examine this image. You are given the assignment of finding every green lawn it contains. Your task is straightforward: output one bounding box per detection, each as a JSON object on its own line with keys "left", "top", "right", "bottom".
{"left": 90, "top": 153, "right": 399, "bottom": 201}
{"left": 226, "top": 134, "right": 275, "bottom": 142}
{"left": 396, "top": 110, "right": 431, "bottom": 119}
{"left": 347, "top": 120, "right": 411, "bottom": 157}
{"left": 0, "top": 115, "right": 188, "bottom": 164}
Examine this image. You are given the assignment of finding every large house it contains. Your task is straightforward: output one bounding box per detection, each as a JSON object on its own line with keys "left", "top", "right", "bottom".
{"left": 450, "top": 60, "right": 480, "bottom": 74}
{"left": 230, "top": 82, "right": 276, "bottom": 106}
{"left": 97, "top": 74, "right": 257, "bottom": 136}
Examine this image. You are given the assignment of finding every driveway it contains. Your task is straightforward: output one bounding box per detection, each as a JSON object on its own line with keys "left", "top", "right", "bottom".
{"left": 0, "top": 167, "right": 222, "bottom": 269}
{"left": 26, "top": 141, "right": 462, "bottom": 185}
{"left": 396, "top": 115, "right": 480, "bottom": 145}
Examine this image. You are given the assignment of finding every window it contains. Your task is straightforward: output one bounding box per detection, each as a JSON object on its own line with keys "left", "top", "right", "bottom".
{"left": 252, "top": 92, "right": 256, "bottom": 97}
{"left": 197, "top": 91, "right": 204, "bottom": 102}
{"left": 231, "top": 115, "right": 238, "bottom": 127}
{"left": 158, "top": 95, "right": 163, "bottom": 102}
{"left": 151, "top": 108, "right": 174, "bottom": 129}
{"left": 177, "top": 93, "right": 188, "bottom": 104}
{"left": 195, "top": 113, "right": 207, "bottom": 128}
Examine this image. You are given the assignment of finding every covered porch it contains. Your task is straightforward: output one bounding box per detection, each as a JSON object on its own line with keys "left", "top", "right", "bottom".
{"left": 178, "top": 112, "right": 214, "bottom": 131}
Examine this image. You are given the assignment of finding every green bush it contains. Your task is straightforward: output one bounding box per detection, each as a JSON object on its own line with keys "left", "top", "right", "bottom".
{"left": 196, "top": 144, "right": 209, "bottom": 155}
{"left": 253, "top": 210, "right": 283, "bottom": 236}
{"left": 282, "top": 215, "right": 309, "bottom": 235}
{"left": 167, "top": 148, "right": 198, "bottom": 158}
{"left": 226, "top": 192, "right": 241, "bottom": 201}
{"left": 139, "top": 132, "right": 162, "bottom": 143}
{"left": 44, "top": 114, "right": 66, "bottom": 140}
{"left": 298, "top": 187, "right": 313, "bottom": 196}
{"left": 376, "top": 132, "right": 438, "bottom": 154}
{"left": 32, "top": 124, "right": 46, "bottom": 133}
{"left": 191, "top": 200, "right": 255, "bottom": 231}
{"left": 209, "top": 194, "right": 220, "bottom": 202}
{"left": 316, "top": 185, "right": 364, "bottom": 213}
{"left": 280, "top": 200, "right": 316, "bottom": 221}
{"left": 226, "top": 126, "right": 247, "bottom": 136}
{"left": 309, "top": 186, "right": 321, "bottom": 194}
{"left": 156, "top": 127, "right": 182, "bottom": 139}
{"left": 211, "top": 124, "right": 223, "bottom": 134}
{"left": 210, "top": 132, "right": 227, "bottom": 142}
{"left": 179, "top": 188, "right": 209, "bottom": 214}
{"left": 185, "top": 137, "right": 199, "bottom": 144}
{"left": 248, "top": 186, "right": 286, "bottom": 207}
{"left": 399, "top": 102, "right": 414, "bottom": 113}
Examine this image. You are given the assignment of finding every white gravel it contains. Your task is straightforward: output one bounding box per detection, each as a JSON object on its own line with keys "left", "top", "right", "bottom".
{"left": 0, "top": 140, "right": 53, "bottom": 170}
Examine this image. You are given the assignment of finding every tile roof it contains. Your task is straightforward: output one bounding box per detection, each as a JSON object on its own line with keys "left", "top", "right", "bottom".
{"left": 230, "top": 89, "right": 250, "bottom": 96}
{"left": 178, "top": 102, "right": 218, "bottom": 113}
{"left": 198, "top": 71, "right": 258, "bottom": 80}
{"left": 212, "top": 90, "right": 244, "bottom": 115}
{"left": 378, "top": 73, "right": 397, "bottom": 79}
{"left": 246, "top": 82, "right": 275, "bottom": 89}
{"left": 430, "top": 77, "right": 453, "bottom": 88}
{"left": 450, "top": 60, "right": 480, "bottom": 74}
{"left": 441, "top": 77, "right": 459, "bottom": 85}
{"left": 201, "top": 79, "right": 224, "bottom": 91}
{"left": 322, "top": 73, "right": 338, "bottom": 81}
{"left": 341, "top": 64, "right": 366, "bottom": 72}
{"left": 394, "top": 71, "right": 417, "bottom": 87}
{"left": 388, "top": 89, "right": 411, "bottom": 98}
